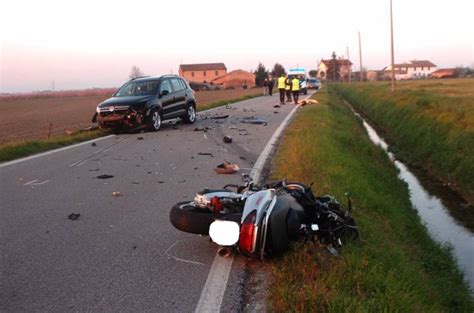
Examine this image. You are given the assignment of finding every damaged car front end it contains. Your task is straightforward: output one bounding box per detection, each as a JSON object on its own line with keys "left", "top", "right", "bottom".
{"left": 92, "top": 102, "right": 148, "bottom": 131}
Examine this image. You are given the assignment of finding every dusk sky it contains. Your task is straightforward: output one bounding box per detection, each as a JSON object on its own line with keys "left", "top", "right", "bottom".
{"left": 1, "top": 0, "right": 473, "bottom": 93}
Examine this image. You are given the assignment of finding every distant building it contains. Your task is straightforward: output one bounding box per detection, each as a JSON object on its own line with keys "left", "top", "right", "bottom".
{"left": 367, "top": 70, "right": 385, "bottom": 81}
{"left": 179, "top": 63, "right": 227, "bottom": 83}
{"left": 384, "top": 60, "right": 437, "bottom": 80}
{"left": 431, "top": 68, "right": 457, "bottom": 79}
{"left": 317, "top": 59, "right": 353, "bottom": 81}
{"left": 211, "top": 70, "right": 256, "bottom": 88}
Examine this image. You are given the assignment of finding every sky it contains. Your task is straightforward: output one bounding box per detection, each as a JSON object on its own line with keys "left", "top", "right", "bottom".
{"left": 1, "top": 0, "right": 473, "bottom": 93}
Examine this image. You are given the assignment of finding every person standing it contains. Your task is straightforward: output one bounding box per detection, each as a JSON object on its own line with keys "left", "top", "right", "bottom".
{"left": 262, "top": 78, "right": 268, "bottom": 96}
{"left": 277, "top": 74, "right": 286, "bottom": 104}
{"left": 285, "top": 76, "right": 292, "bottom": 103}
{"left": 291, "top": 76, "right": 300, "bottom": 104}
{"left": 267, "top": 76, "right": 275, "bottom": 96}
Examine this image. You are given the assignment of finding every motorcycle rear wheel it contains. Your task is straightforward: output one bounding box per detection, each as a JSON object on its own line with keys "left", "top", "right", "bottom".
{"left": 170, "top": 202, "right": 241, "bottom": 235}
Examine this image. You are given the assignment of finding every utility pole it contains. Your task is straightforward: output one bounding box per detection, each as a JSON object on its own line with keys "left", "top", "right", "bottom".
{"left": 347, "top": 46, "right": 351, "bottom": 83}
{"left": 358, "top": 32, "right": 363, "bottom": 83}
{"left": 52, "top": 80, "right": 55, "bottom": 91}
{"left": 390, "top": 0, "right": 396, "bottom": 92}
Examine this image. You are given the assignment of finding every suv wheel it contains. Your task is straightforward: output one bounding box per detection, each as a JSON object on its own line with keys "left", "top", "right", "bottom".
{"left": 183, "top": 104, "right": 196, "bottom": 124}
{"left": 148, "top": 110, "right": 162, "bottom": 131}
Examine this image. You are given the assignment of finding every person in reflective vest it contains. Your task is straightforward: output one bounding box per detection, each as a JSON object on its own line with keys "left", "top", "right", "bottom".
{"left": 277, "top": 74, "right": 286, "bottom": 104}
{"left": 285, "top": 77, "right": 292, "bottom": 103}
{"left": 291, "top": 76, "right": 300, "bottom": 104}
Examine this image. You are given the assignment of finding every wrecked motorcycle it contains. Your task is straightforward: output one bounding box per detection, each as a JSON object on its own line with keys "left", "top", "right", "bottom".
{"left": 170, "top": 178, "right": 358, "bottom": 258}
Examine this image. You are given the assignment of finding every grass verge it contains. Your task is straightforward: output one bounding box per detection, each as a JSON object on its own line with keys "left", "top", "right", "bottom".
{"left": 268, "top": 87, "right": 473, "bottom": 312}
{"left": 331, "top": 79, "right": 474, "bottom": 203}
{"left": 0, "top": 93, "right": 262, "bottom": 162}
{"left": 0, "top": 130, "right": 109, "bottom": 162}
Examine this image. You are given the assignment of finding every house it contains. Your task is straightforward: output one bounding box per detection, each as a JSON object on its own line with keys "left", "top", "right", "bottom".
{"left": 179, "top": 63, "right": 227, "bottom": 83}
{"left": 211, "top": 70, "right": 255, "bottom": 88}
{"left": 431, "top": 68, "right": 457, "bottom": 79}
{"left": 317, "top": 59, "right": 353, "bottom": 81}
{"left": 384, "top": 60, "right": 437, "bottom": 80}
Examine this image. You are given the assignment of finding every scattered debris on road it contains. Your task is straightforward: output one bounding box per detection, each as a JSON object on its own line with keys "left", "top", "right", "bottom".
{"left": 137, "top": 137, "right": 144, "bottom": 140}
{"left": 214, "top": 161, "right": 240, "bottom": 174}
{"left": 96, "top": 174, "right": 114, "bottom": 179}
{"left": 300, "top": 99, "right": 319, "bottom": 106}
{"left": 274, "top": 111, "right": 279, "bottom": 114}
{"left": 273, "top": 104, "right": 281, "bottom": 108}
{"left": 112, "top": 191, "right": 122, "bottom": 197}
{"left": 223, "top": 135, "right": 233, "bottom": 143}
{"left": 241, "top": 117, "right": 268, "bottom": 126}
{"left": 211, "top": 115, "right": 229, "bottom": 120}
{"left": 198, "top": 152, "right": 213, "bottom": 157}
{"left": 194, "top": 127, "right": 210, "bottom": 132}
{"left": 91, "top": 142, "right": 97, "bottom": 147}
{"left": 68, "top": 213, "right": 81, "bottom": 221}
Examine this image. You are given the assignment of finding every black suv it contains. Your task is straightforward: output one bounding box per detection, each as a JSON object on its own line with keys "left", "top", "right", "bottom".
{"left": 92, "top": 75, "right": 196, "bottom": 131}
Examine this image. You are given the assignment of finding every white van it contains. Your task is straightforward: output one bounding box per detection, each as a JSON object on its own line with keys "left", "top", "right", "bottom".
{"left": 287, "top": 68, "right": 307, "bottom": 95}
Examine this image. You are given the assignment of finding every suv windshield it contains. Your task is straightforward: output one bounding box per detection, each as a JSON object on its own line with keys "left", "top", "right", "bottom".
{"left": 115, "top": 80, "right": 159, "bottom": 97}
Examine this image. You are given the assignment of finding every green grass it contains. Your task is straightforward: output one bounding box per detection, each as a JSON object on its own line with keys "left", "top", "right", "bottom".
{"left": 0, "top": 94, "right": 262, "bottom": 162}
{"left": 0, "top": 130, "right": 109, "bottom": 162}
{"left": 197, "top": 93, "right": 261, "bottom": 111}
{"left": 268, "top": 87, "right": 473, "bottom": 312}
{"left": 331, "top": 79, "right": 474, "bottom": 203}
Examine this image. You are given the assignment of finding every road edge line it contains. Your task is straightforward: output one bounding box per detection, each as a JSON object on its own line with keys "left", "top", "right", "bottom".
{"left": 195, "top": 92, "right": 315, "bottom": 313}
{"left": 0, "top": 135, "right": 116, "bottom": 168}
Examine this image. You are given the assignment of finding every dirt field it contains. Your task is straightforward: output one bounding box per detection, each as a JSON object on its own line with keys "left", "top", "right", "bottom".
{"left": 0, "top": 88, "right": 261, "bottom": 144}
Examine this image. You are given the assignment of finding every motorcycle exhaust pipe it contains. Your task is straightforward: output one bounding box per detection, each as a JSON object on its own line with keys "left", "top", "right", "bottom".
{"left": 217, "top": 247, "right": 233, "bottom": 258}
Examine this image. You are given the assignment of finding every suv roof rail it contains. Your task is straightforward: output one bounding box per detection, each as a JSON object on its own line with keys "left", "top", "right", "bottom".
{"left": 130, "top": 76, "right": 150, "bottom": 81}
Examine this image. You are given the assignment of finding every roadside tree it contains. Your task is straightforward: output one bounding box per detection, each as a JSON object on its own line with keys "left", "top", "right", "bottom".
{"left": 254, "top": 62, "right": 269, "bottom": 86}
{"left": 129, "top": 66, "right": 144, "bottom": 79}
{"left": 271, "top": 63, "right": 286, "bottom": 78}
{"left": 308, "top": 70, "right": 318, "bottom": 77}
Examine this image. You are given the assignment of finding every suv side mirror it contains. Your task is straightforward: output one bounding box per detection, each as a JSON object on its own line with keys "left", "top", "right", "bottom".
{"left": 160, "top": 90, "right": 169, "bottom": 97}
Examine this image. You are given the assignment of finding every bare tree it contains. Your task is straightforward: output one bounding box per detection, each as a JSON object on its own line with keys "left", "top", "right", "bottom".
{"left": 129, "top": 65, "right": 144, "bottom": 79}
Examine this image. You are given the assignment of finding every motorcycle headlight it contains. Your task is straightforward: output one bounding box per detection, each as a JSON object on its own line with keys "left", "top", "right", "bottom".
{"left": 209, "top": 220, "right": 240, "bottom": 246}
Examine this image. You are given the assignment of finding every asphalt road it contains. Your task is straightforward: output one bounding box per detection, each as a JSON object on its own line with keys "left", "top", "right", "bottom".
{"left": 0, "top": 94, "right": 302, "bottom": 312}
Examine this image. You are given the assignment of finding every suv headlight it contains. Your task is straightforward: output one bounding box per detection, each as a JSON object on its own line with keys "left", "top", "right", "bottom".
{"left": 96, "top": 106, "right": 101, "bottom": 113}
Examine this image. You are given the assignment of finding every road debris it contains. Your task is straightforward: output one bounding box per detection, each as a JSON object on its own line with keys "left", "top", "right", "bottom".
{"left": 88, "top": 168, "right": 100, "bottom": 172}
{"left": 194, "top": 127, "right": 210, "bottom": 132}
{"left": 68, "top": 213, "right": 81, "bottom": 221}
{"left": 211, "top": 114, "right": 229, "bottom": 120}
{"left": 300, "top": 99, "right": 319, "bottom": 106}
{"left": 223, "top": 135, "right": 233, "bottom": 143}
{"left": 241, "top": 117, "right": 268, "bottom": 125}
{"left": 96, "top": 174, "right": 114, "bottom": 179}
{"left": 273, "top": 104, "right": 281, "bottom": 108}
{"left": 137, "top": 136, "right": 144, "bottom": 140}
{"left": 198, "top": 152, "right": 214, "bottom": 157}
{"left": 274, "top": 111, "right": 279, "bottom": 114}
{"left": 112, "top": 191, "right": 122, "bottom": 197}
{"left": 91, "top": 142, "right": 97, "bottom": 147}
{"left": 214, "top": 161, "right": 240, "bottom": 174}
{"left": 178, "top": 180, "right": 187, "bottom": 183}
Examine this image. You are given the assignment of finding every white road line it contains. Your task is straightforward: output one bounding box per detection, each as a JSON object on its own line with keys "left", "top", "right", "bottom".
{"left": 195, "top": 253, "right": 234, "bottom": 313}
{"left": 23, "top": 179, "right": 38, "bottom": 186}
{"left": 0, "top": 135, "right": 116, "bottom": 168}
{"left": 195, "top": 92, "right": 315, "bottom": 312}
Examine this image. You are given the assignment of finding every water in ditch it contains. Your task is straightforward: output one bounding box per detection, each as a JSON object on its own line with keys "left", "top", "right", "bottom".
{"left": 348, "top": 102, "right": 474, "bottom": 292}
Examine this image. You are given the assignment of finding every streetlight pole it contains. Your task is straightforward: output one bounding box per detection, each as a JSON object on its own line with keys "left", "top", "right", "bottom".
{"left": 358, "top": 31, "right": 363, "bottom": 83}
{"left": 390, "top": 0, "right": 396, "bottom": 92}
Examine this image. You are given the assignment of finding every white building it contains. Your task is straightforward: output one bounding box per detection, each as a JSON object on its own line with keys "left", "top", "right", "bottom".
{"left": 384, "top": 60, "right": 437, "bottom": 80}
